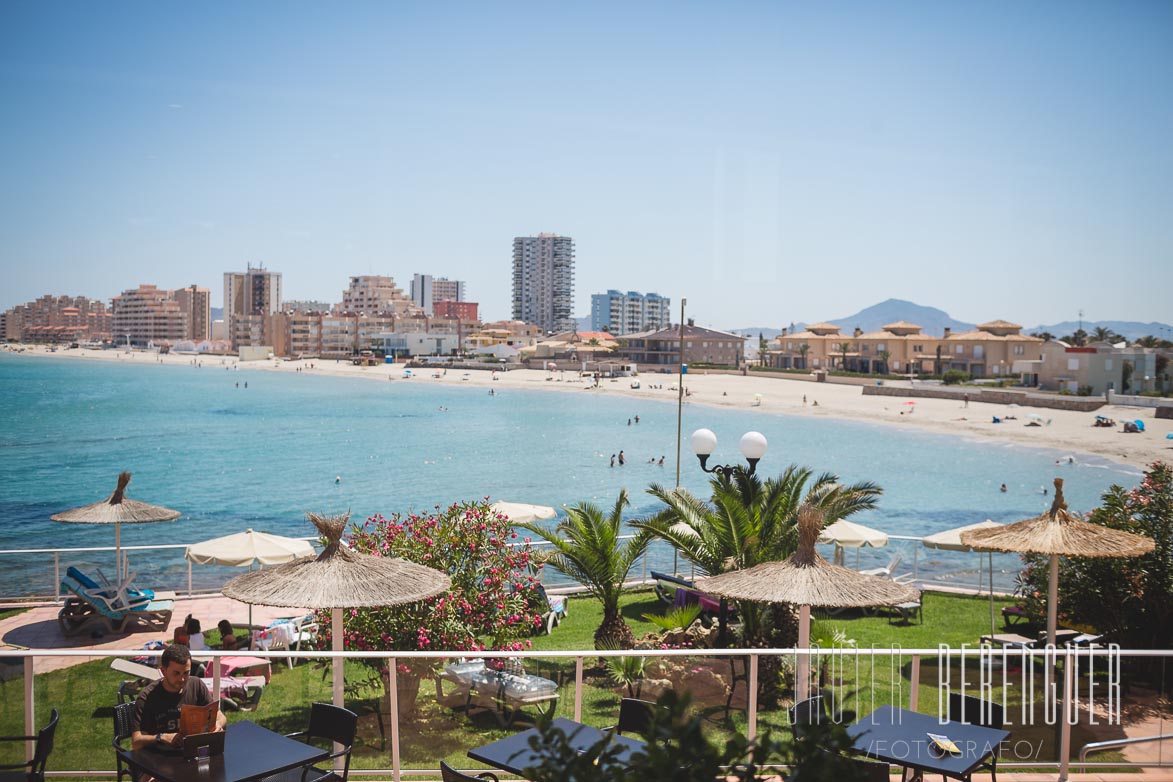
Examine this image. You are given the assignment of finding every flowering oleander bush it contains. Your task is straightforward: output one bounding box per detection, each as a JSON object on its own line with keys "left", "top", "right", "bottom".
{"left": 313, "top": 500, "right": 546, "bottom": 674}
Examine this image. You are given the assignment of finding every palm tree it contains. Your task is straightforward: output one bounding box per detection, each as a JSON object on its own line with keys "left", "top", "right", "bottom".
{"left": 637, "top": 467, "right": 882, "bottom": 646}
{"left": 1091, "top": 326, "right": 1120, "bottom": 343}
{"left": 835, "top": 341, "right": 852, "bottom": 372}
{"left": 877, "top": 349, "right": 891, "bottom": 375}
{"left": 1031, "top": 331, "right": 1055, "bottom": 342}
{"left": 517, "top": 490, "right": 650, "bottom": 649}
{"left": 798, "top": 342, "right": 810, "bottom": 370}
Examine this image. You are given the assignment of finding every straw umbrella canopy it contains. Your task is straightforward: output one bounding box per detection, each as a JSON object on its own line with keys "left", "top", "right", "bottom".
{"left": 51, "top": 471, "right": 181, "bottom": 583}
{"left": 222, "top": 511, "right": 451, "bottom": 711}
{"left": 698, "top": 506, "right": 920, "bottom": 701}
{"left": 960, "top": 478, "right": 1154, "bottom": 646}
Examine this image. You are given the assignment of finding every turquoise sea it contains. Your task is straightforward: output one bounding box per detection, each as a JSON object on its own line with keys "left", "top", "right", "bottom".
{"left": 0, "top": 353, "right": 1142, "bottom": 597}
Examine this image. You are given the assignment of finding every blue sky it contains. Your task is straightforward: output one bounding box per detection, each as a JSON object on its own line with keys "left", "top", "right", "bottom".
{"left": 2, "top": 1, "right": 1170, "bottom": 329}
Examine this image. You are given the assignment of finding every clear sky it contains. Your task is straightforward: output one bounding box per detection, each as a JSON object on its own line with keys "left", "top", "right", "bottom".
{"left": 2, "top": 1, "right": 1170, "bottom": 329}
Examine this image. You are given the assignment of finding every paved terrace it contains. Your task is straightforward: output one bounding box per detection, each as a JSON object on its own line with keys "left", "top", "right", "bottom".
{"left": 1, "top": 594, "right": 1170, "bottom": 781}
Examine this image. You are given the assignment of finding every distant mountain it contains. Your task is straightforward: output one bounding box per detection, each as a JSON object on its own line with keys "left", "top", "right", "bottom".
{"left": 730, "top": 327, "right": 786, "bottom": 342}
{"left": 826, "top": 299, "right": 974, "bottom": 337}
{"left": 1028, "top": 320, "right": 1172, "bottom": 343}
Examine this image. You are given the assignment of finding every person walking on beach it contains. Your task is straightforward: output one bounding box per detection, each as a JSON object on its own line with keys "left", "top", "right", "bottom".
{"left": 618, "top": 451, "right": 626, "bottom": 466}
{"left": 963, "top": 393, "right": 970, "bottom": 408}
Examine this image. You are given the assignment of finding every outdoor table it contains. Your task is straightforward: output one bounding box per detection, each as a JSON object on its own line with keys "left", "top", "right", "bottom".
{"left": 439, "top": 660, "right": 559, "bottom": 726}
{"left": 847, "top": 705, "right": 1009, "bottom": 782}
{"left": 467, "top": 717, "right": 647, "bottom": 776}
{"left": 117, "top": 720, "right": 328, "bottom": 782}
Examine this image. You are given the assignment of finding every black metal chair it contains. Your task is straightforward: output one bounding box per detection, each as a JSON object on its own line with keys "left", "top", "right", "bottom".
{"left": 439, "top": 761, "right": 498, "bottom": 782}
{"left": 614, "top": 697, "right": 656, "bottom": 737}
{"left": 786, "top": 695, "right": 828, "bottom": 738}
{"left": 112, "top": 702, "right": 138, "bottom": 782}
{"left": 947, "top": 693, "right": 1005, "bottom": 782}
{"left": 789, "top": 749, "right": 889, "bottom": 782}
{"left": 261, "top": 703, "right": 358, "bottom": 782}
{"left": 0, "top": 708, "right": 59, "bottom": 782}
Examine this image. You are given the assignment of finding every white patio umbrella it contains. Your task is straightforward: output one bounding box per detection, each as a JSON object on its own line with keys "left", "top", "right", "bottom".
{"left": 489, "top": 501, "right": 557, "bottom": 523}
{"left": 186, "top": 529, "right": 317, "bottom": 641}
{"left": 923, "top": 520, "right": 1003, "bottom": 636}
{"left": 818, "top": 519, "right": 888, "bottom": 567}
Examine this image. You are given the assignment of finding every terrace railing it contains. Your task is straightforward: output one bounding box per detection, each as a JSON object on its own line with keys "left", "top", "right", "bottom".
{"left": 2, "top": 646, "right": 1169, "bottom": 781}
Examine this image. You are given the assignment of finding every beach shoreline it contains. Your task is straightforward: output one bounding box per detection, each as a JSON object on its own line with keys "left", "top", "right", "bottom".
{"left": 6, "top": 344, "right": 1171, "bottom": 470}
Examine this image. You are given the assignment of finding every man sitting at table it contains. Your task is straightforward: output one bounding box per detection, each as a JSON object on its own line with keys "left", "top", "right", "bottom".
{"left": 130, "top": 644, "right": 226, "bottom": 752}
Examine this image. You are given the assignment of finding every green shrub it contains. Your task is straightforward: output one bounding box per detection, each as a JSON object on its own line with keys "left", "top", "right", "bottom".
{"left": 1077, "top": 385, "right": 1093, "bottom": 396}
{"left": 942, "top": 369, "right": 969, "bottom": 385}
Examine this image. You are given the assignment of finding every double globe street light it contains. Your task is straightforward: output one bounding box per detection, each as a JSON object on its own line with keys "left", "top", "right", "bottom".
{"left": 689, "top": 428, "right": 768, "bottom": 478}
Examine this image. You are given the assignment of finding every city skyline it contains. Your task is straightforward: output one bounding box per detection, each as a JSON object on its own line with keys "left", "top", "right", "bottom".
{"left": 2, "top": 2, "right": 1171, "bottom": 328}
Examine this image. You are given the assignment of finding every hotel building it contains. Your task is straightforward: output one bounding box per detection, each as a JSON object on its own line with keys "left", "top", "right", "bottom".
{"left": 512, "top": 234, "right": 575, "bottom": 333}
{"left": 173, "top": 284, "right": 211, "bottom": 341}
{"left": 111, "top": 285, "right": 187, "bottom": 347}
{"left": 224, "top": 266, "right": 282, "bottom": 349}
{"left": 340, "top": 276, "right": 420, "bottom": 316}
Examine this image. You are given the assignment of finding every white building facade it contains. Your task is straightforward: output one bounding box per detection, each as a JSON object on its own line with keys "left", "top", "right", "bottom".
{"left": 512, "top": 234, "right": 575, "bottom": 333}
{"left": 590, "top": 290, "right": 670, "bottom": 335}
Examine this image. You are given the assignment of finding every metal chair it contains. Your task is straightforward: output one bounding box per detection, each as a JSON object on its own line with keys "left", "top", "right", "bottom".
{"left": 112, "top": 702, "right": 138, "bottom": 782}
{"left": 786, "top": 695, "right": 828, "bottom": 737}
{"left": 261, "top": 703, "right": 358, "bottom": 782}
{"left": 724, "top": 655, "right": 749, "bottom": 719}
{"left": 613, "top": 697, "right": 656, "bottom": 737}
{"left": 948, "top": 693, "right": 1004, "bottom": 782}
{"left": 439, "top": 762, "right": 498, "bottom": 782}
{"left": 0, "top": 708, "right": 59, "bottom": 782}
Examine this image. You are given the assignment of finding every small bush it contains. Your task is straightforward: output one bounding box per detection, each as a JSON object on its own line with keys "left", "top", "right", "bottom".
{"left": 1077, "top": 385, "right": 1093, "bottom": 396}
{"left": 942, "top": 369, "right": 969, "bottom": 385}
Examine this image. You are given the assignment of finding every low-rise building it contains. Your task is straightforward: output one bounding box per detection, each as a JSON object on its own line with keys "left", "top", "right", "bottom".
{"left": 2, "top": 295, "right": 112, "bottom": 343}
{"left": 433, "top": 300, "right": 479, "bottom": 320}
{"left": 616, "top": 324, "right": 745, "bottom": 368}
{"left": 1035, "top": 342, "right": 1160, "bottom": 395}
{"left": 765, "top": 319, "right": 1042, "bottom": 377}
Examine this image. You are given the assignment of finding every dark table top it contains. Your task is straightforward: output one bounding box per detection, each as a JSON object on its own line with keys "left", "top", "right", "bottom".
{"left": 468, "top": 717, "right": 647, "bottom": 776}
{"left": 847, "top": 705, "right": 1010, "bottom": 782}
{"left": 119, "top": 720, "right": 329, "bottom": 782}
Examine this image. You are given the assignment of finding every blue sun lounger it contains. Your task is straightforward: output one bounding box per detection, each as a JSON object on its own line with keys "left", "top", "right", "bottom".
{"left": 65, "top": 566, "right": 155, "bottom": 608}
{"left": 58, "top": 571, "right": 173, "bottom": 636}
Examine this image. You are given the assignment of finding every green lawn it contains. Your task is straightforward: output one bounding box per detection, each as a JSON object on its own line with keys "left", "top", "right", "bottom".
{"left": 0, "top": 589, "right": 1128, "bottom": 776}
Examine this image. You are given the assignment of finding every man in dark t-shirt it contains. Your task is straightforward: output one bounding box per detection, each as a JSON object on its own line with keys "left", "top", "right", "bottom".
{"left": 130, "top": 644, "right": 225, "bottom": 751}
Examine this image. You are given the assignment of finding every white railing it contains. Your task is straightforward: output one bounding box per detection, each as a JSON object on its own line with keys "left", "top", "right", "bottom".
{"left": 3, "top": 646, "right": 1170, "bottom": 782}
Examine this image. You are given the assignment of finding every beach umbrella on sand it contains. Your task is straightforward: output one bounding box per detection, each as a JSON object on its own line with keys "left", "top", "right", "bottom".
{"left": 818, "top": 519, "right": 888, "bottom": 567}
{"left": 923, "top": 520, "right": 1003, "bottom": 636}
{"left": 490, "top": 501, "right": 557, "bottom": 523}
{"left": 960, "top": 478, "right": 1154, "bottom": 647}
{"left": 51, "top": 472, "right": 181, "bottom": 584}
{"left": 698, "top": 506, "right": 920, "bottom": 702}
{"left": 185, "top": 530, "right": 317, "bottom": 639}
{"left": 222, "top": 511, "right": 451, "bottom": 714}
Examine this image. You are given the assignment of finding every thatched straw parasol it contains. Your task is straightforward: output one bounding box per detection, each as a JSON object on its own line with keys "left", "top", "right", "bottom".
{"left": 51, "top": 471, "right": 181, "bottom": 583}
{"left": 698, "top": 506, "right": 920, "bottom": 701}
{"left": 960, "top": 478, "right": 1154, "bottom": 646}
{"left": 221, "top": 511, "right": 451, "bottom": 714}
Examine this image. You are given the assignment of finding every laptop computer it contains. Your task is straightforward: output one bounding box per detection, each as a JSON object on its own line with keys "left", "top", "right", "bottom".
{"left": 182, "top": 731, "right": 225, "bottom": 761}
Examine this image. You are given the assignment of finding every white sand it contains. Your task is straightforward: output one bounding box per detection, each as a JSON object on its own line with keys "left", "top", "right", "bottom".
{"left": 9, "top": 344, "right": 1172, "bottom": 470}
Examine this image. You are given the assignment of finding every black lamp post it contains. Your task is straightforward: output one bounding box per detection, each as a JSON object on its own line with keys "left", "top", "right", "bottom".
{"left": 689, "top": 428, "right": 768, "bottom": 478}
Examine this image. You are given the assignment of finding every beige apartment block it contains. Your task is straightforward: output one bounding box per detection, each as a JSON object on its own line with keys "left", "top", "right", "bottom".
{"left": 1034, "top": 341, "right": 1161, "bottom": 395}
{"left": 2, "top": 294, "right": 112, "bottom": 343}
{"left": 617, "top": 324, "right": 746, "bottom": 368}
{"left": 173, "top": 284, "right": 211, "bottom": 341}
{"left": 339, "top": 275, "right": 422, "bottom": 316}
{"left": 271, "top": 312, "right": 480, "bottom": 358}
{"left": 111, "top": 285, "right": 187, "bottom": 347}
{"left": 766, "top": 320, "right": 1043, "bottom": 378}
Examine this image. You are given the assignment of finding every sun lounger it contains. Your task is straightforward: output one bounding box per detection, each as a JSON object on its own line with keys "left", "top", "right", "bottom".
{"left": 438, "top": 659, "right": 559, "bottom": 727}
{"left": 65, "top": 566, "right": 154, "bottom": 610}
{"left": 57, "top": 574, "right": 173, "bottom": 636}
{"left": 535, "top": 584, "right": 567, "bottom": 635}
{"left": 110, "top": 658, "right": 266, "bottom": 709}
{"left": 650, "top": 570, "right": 694, "bottom": 604}
{"left": 251, "top": 616, "right": 318, "bottom": 667}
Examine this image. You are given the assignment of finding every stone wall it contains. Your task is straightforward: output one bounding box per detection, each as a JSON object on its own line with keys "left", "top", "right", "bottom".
{"left": 861, "top": 384, "right": 1105, "bottom": 412}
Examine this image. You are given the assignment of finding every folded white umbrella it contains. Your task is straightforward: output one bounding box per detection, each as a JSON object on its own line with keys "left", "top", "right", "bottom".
{"left": 489, "top": 501, "right": 557, "bottom": 523}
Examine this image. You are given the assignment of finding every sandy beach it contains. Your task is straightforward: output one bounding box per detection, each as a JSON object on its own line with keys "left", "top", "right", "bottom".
{"left": 8, "top": 344, "right": 1172, "bottom": 471}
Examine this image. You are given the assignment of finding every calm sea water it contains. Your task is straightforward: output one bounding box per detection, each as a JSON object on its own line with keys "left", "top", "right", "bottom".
{"left": 0, "top": 353, "right": 1141, "bottom": 596}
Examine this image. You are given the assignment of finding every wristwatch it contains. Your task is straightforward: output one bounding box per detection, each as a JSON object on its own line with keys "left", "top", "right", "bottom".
{"left": 155, "top": 732, "right": 163, "bottom": 744}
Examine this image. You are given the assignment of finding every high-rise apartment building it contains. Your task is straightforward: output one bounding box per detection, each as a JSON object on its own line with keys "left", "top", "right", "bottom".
{"left": 512, "top": 234, "right": 575, "bottom": 333}
{"left": 173, "top": 284, "right": 211, "bottom": 341}
{"left": 410, "top": 274, "right": 466, "bottom": 315}
{"left": 341, "top": 276, "right": 420, "bottom": 315}
{"left": 590, "top": 290, "right": 671, "bottom": 335}
{"left": 1, "top": 295, "right": 112, "bottom": 343}
{"left": 224, "top": 266, "right": 282, "bottom": 348}
{"left": 111, "top": 285, "right": 187, "bottom": 347}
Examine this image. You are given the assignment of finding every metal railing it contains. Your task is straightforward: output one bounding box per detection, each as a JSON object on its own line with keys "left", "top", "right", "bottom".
{"left": 3, "top": 646, "right": 1170, "bottom": 782}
